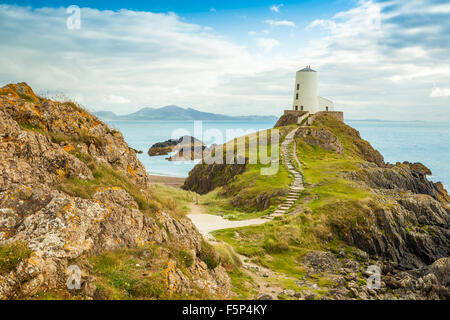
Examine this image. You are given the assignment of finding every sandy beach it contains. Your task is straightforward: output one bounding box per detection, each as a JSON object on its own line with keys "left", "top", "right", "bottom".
{"left": 149, "top": 175, "right": 186, "bottom": 188}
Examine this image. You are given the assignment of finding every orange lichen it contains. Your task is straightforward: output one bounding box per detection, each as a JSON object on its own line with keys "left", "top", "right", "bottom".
{"left": 56, "top": 165, "right": 69, "bottom": 178}
{"left": 127, "top": 165, "right": 136, "bottom": 176}
{"left": 63, "top": 144, "right": 75, "bottom": 152}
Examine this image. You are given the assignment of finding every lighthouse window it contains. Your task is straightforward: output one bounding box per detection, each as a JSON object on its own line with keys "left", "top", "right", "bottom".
{"left": 297, "top": 84, "right": 299, "bottom": 90}
{"left": 296, "top": 93, "right": 299, "bottom": 100}
{"left": 301, "top": 106, "right": 304, "bottom": 111}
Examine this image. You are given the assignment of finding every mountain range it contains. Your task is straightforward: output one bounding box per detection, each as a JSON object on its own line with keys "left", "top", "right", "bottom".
{"left": 93, "top": 105, "right": 278, "bottom": 121}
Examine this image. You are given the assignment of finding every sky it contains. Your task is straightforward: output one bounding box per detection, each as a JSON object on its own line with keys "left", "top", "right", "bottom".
{"left": 0, "top": 0, "right": 449, "bottom": 120}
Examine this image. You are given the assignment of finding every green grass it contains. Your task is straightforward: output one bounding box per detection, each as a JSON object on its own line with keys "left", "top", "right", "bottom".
{"left": 200, "top": 189, "right": 275, "bottom": 220}
{"left": 88, "top": 244, "right": 209, "bottom": 300}
{"left": 227, "top": 268, "right": 257, "bottom": 299}
{"left": 150, "top": 184, "right": 195, "bottom": 216}
{"left": 197, "top": 128, "right": 294, "bottom": 217}
{"left": 198, "top": 240, "right": 220, "bottom": 269}
{"left": 0, "top": 241, "right": 32, "bottom": 274}
{"left": 17, "top": 92, "right": 37, "bottom": 103}
{"left": 89, "top": 246, "right": 166, "bottom": 299}
{"left": 59, "top": 155, "right": 158, "bottom": 214}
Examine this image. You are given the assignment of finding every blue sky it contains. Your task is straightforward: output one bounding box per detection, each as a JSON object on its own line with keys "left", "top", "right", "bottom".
{"left": 0, "top": 0, "right": 449, "bottom": 120}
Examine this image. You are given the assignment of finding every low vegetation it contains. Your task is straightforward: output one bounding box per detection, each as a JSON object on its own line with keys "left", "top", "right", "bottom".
{"left": 71, "top": 244, "right": 202, "bottom": 300}
{"left": 0, "top": 241, "right": 32, "bottom": 274}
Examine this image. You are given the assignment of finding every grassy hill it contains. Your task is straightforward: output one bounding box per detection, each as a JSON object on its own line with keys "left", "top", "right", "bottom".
{"left": 183, "top": 113, "right": 450, "bottom": 300}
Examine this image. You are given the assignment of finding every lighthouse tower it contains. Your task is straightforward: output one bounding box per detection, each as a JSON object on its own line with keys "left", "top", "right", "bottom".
{"left": 292, "top": 66, "right": 318, "bottom": 113}
{"left": 292, "top": 66, "right": 334, "bottom": 113}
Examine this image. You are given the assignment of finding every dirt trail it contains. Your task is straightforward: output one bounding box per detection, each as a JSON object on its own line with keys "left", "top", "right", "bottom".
{"left": 188, "top": 203, "right": 299, "bottom": 299}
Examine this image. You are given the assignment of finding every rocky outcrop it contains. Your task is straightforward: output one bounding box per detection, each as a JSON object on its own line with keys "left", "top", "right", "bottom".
{"left": 274, "top": 113, "right": 300, "bottom": 127}
{"left": 301, "top": 250, "right": 449, "bottom": 300}
{"left": 148, "top": 136, "right": 203, "bottom": 156}
{"left": 314, "top": 114, "right": 385, "bottom": 167}
{"left": 148, "top": 136, "right": 216, "bottom": 161}
{"left": 168, "top": 144, "right": 217, "bottom": 162}
{"left": 333, "top": 195, "right": 449, "bottom": 270}
{"left": 0, "top": 83, "right": 148, "bottom": 186}
{"left": 182, "top": 156, "right": 248, "bottom": 195}
{"left": 351, "top": 162, "right": 450, "bottom": 207}
{"left": 295, "top": 127, "right": 344, "bottom": 154}
{"left": 0, "top": 83, "right": 231, "bottom": 300}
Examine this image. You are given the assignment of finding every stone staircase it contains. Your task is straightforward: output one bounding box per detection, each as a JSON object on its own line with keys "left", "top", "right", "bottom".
{"left": 264, "top": 127, "right": 305, "bottom": 220}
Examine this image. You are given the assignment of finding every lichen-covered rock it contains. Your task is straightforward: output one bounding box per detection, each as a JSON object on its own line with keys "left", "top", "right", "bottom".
{"left": 0, "top": 83, "right": 231, "bottom": 300}
{"left": 0, "top": 83, "right": 148, "bottom": 186}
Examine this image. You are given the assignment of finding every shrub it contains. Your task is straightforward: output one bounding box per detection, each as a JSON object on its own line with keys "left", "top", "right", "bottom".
{"left": 177, "top": 250, "right": 194, "bottom": 268}
{"left": 262, "top": 238, "right": 290, "bottom": 254}
{"left": 62, "top": 101, "right": 86, "bottom": 114}
{"left": 0, "top": 241, "right": 32, "bottom": 273}
{"left": 18, "top": 92, "right": 36, "bottom": 103}
{"left": 198, "top": 240, "right": 220, "bottom": 269}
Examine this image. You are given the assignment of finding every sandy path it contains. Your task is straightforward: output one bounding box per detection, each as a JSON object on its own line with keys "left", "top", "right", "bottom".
{"left": 187, "top": 204, "right": 267, "bottom": 236}
{"left": 149, "top": 175, "right": 185, "bottom": 188}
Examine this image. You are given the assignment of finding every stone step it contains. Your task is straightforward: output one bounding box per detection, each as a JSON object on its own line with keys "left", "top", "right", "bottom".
{"left": 279, "top": 206, "right": 291, "bottom": 210}
{"left": 271, "top": 213, "right": 284, "bottom": 218}
{"left": 273, "top": 210, "right": 285, "bottom": 214}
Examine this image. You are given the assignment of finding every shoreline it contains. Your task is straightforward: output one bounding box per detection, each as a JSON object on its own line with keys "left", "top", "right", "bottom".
{"left": 149, "top": 175, "right": 186, "bottom": 188}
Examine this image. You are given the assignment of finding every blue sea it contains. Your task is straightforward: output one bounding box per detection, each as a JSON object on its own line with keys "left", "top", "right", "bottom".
{"left": 105, "top": 120, "right": 450, "bottom": 190}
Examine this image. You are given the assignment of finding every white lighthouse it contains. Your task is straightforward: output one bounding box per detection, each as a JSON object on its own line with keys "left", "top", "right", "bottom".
{"left": 292, "top": 66, "right": 334, "bottom": 114}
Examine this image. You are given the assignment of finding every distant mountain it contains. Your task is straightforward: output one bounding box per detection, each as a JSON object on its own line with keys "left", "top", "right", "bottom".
{"left": 94, "top": 105, "right": 278, "bottom": 122}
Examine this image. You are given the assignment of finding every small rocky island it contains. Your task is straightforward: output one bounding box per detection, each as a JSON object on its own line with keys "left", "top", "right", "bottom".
{"left": 148, "top": 136, "right": 215, "bottom": 161}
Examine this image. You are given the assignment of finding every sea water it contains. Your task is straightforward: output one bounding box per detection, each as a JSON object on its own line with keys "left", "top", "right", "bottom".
{"left": 105, "top": 120, "right": 450, "bottom": 190}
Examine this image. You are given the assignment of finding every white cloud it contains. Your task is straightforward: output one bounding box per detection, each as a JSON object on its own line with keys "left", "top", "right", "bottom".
{"left": 299, "top": 0, "right": 450, "bottom": 120}
{"left": 0, "top": 1, "right": 450, "bottom": 120}
{"left": 264, "top": 19, "right": 296, "bottom": 27}
{"left": 248, "top": 31, "right": 257, "bottom": 36}
{"left": 106, "top": 95, "right": 130, "bottom": 104}
{"left": 0, "top": 5, "right": 274, "bottom": 115}
{"left": 427, "top": 3, "right": 450, "bottom": 14}
{"left": 210, "top": 8, "right": 216, "bottom": 12}
{"left": 270, "top": 4, "right": 284, "bottom": 13}
{"left": 257, "top": 38, "right": 280, "bottom": 52}
{"left": 430, "top": 87, "right": 450, "bottom": 97}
